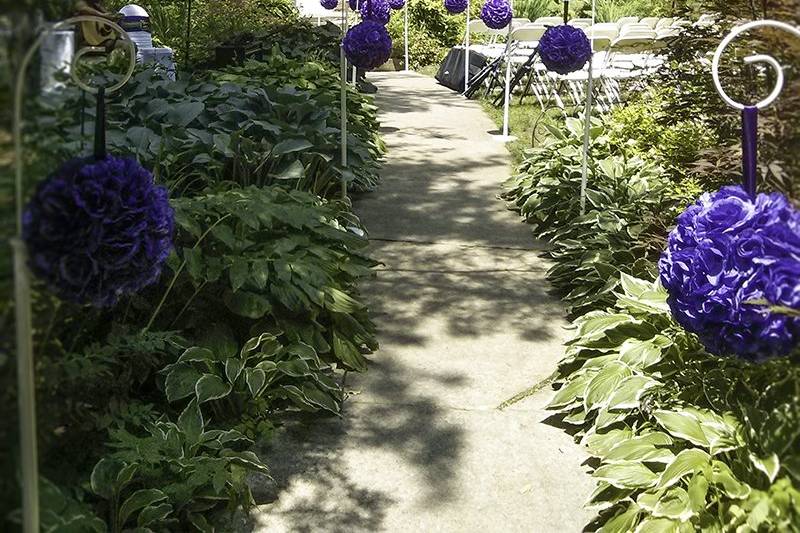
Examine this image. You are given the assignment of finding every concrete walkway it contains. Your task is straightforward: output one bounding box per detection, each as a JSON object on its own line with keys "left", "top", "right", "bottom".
{"left": 251, "top": 72, "right": 594, "bottom": 532}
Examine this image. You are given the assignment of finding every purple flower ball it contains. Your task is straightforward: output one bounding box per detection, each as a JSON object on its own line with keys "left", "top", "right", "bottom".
{"left": 659, "top": 185, "right": 800, "bottom": 361}
{"left": 23, "top": 156, "right": 174, "bottom": 307}
{"left": 538, "top": 24, "right": 592, "bottom": 75}
{"left": 349, "top": 0, "right": 358, "bottom": 9}
{"left": 360, "top": 0, "right": 391, "bottom": 25}
{"left": 444, "top": 0, "right": 468, "bottom": 14}
{"left": 388, "top": 0, "right": 405, "bottom": 9}
{"left": 343, "top": 20, "right": 393, "bottom": 70}
{"left": 480, "top": 0, "right": 512, "bottom": 30}
{"left": 321, "top": 0, "right": 338, "bottom": 9}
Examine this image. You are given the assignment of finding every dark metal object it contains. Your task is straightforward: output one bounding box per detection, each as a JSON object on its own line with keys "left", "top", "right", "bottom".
{"left": 742, "top": 106, "right": 758, "bottom": 196}
{"left": 94, "top": 85, "right": 106, "bottom": 160}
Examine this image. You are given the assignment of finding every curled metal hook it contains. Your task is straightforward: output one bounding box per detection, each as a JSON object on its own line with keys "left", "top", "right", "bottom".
{"left": 712, "top": 19, "right": 800, "bottom": 110}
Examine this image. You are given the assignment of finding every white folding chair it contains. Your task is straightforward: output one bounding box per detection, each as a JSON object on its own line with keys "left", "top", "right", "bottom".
{"left": 616, "top": 16, "right": 640, "bottom": 26}
{"left": 569, "top": 18, "right": 593, "bottom": 26}
{"left": 639, "top": 17, "right": 660, "bottom": 28}
{"left": 655, "top": 17, "right": 675, "bottom": 30}
{"left": 534, "top": 16, "right": 565, "bottom": 26}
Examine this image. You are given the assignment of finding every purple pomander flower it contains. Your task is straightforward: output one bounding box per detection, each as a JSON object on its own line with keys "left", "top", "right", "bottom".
{"left": 349, "top": 0, "right": 358, "bottom": 9}
{"left": 343, "top": 20, "right": 393, "bottom": 70}
{"left": 23, "top": 156, "right": 174, "bottom": 308}
{"left": 538, "top": 24, "right": 592, "bottom": 75}
{"left": 659, "top": 185, "right": 800, "bottom": 361}
{"left": 388, "top": 0, "right": 405, "bottom": 9}
{"left": 321, "top": 0, "right": 338, "bottom": 9}
{"left": 444, "top": 0, "right": 467, "bottom": 14}
{"left": 480, "top": 0, "right": 511, "bottom": 30}
{"left": 360, "top": 0, "right": 391, "bottom": 25}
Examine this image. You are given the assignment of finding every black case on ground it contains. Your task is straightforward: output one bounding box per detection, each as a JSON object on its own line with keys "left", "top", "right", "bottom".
{"left": 435, "top": 47, "right": 489, "bottom": 92}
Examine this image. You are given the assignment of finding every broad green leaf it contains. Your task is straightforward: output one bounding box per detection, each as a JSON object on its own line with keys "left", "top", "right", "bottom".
{"left": 687, "top": 473, "right": 708, "bottom": 512}
{"left": 137, "top": 503, "right": 173, "bottom": 527}
{"left": 118, "top": 489, "right": 167, "bottom": 528}
{"left": 657, "top": 449, "right": 710, "bottom": 490}
{"left": 548, "top": 371, "right": 595, "bottom": 409}
{"left": 90, "top": 458, "right": 125, "bottom": 499}
{"left": 224, "top": 290, "right": 271, "bottom": 319}
{"left": 749, "top": 452, "right": 780, "bottom": 483}
{"left": 273, "top": 138, "right": 313, "bottom": 155}
{"left": 653, "top": 487, "right": 694, "bottom": 522}
{"left": 178, "top": 346, "right": 217, "bottom": 363}
{"left": 332, "top": 329, "right": 367, "bottom": 371}
{"left": 654, "top": 410, "right": 709, "bottom": 448}
{"left": 604, "top": 438, "right": 675, "bottom": 465}
{"left": 585, "top": 363, "right": 632, "bottom": 412}
{"left": 634, "top": 517, "right": 681, "bottom": 533}
{"left": 607, "top": 375, "right": 659, "bottom": 410}
{"left": 710, "top": 460, "right": 751, "bottom": 499}
{"left": 165, "top": 364, "right": 203, "bottom": 403}
{"left": 229, "top": 258, "right": 249, "bottom": 291}
{"left": 245, "top": 368, "right": 266, "bottom": 397}
{"left": 573, "top": 312, "right": 637, "bottom": 344}
{"left": 593, "top": 461, "right": 659, "bottom": 489}
{"left": 195, "top": 374, "right": 232, "bottom": 403}
{"left": 225, "top": 358, "right": 244, "bottom": 384}
{"left": 198, "top": 323, "right": 237, "bottom": 359}
{"left": 166, "top": 101, "right": 204, "bottom": 127}
{"left": 618, "top": 338, "right": 666, "bottom": 369}
{"left": 599, "top": 503, "right": 640, "bottom": 533}
{"left": 178, "top": 399, "right": 204, "bottom": 444}
{"left": 585, "top": 428, "right": 634, "bottom": 457}
{"left": 619, "top": 273, "right": 653, "bottom": 298}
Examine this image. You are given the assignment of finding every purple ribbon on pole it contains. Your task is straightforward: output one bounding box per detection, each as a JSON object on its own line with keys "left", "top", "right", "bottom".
{"left": 741, "top": 105, "right": 758, "bottom": 197}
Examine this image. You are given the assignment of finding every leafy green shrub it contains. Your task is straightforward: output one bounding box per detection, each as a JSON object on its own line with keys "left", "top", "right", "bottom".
{"left": 608, "top": 89, "right": 717, "bottom": 176}
{"left": 503, "top": 117, "right": 684, "bottom": 315}
{"left": 32, "top": 54, "right": 384, "bottom": 196}
{"left": 547, "top": 275, "right": 800, "bottom": 532}
{"left": 158, "top": 186, "right": 378, "bottom": 372}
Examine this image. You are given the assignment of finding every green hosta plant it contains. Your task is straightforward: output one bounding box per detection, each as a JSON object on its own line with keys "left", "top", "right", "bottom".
{"left": 548, "top": 275, "right": 800, "bottom": 532}
{"left": 151, "top": 186, "right": 377, "bottom": 371}
{"left": 162, "top": 327, "right": 343, "bottom": 420}
{"left": 91, "top": 400, "right": 268, "bottom": 532}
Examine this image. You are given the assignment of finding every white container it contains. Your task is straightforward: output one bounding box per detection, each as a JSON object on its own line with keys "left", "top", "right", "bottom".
{"left": 40, "top": 29, "right": 75, "bottom": 92}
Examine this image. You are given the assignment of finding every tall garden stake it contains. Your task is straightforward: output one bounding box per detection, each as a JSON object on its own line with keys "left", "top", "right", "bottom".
{"left": 711, "top": 20, "right": 800, "bottom": 197}
{"left": 11, "top": 17, "right": 135, "bottom": 533}
{"left": 579, "top": 0, "right": 595, "bottom": 215}
{"left": 340, "top": 0, "right": 350, "bottom": 198}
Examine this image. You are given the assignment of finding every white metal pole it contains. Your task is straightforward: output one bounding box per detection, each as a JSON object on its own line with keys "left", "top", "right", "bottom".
{"left": 579, "top": 0, "right": 595, "bottom": 214}
{"left": 403, "top": 0, "right": 409, "bottom": 71}
{"left": 341, "top": 0, "right": 349, "bottom": 198}
{"left": 352, "top": 0, "right": 359, "bottom": 85}
{"left": 501, "top": 2, "right": 514, "bottom": 136}
{"left": 463, "top": 0, "right": 470, "bottom": 93}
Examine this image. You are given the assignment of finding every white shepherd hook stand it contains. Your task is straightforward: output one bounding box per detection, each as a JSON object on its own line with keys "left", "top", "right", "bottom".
{"left": 711, "top": 19, "right": 800, "bottom": 196}
{"left": 12, "top": 16, "right": 135, "bottom": 533}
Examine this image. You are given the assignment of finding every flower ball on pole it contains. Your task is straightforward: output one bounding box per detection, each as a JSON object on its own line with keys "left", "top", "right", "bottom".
{"left": 538, "top": 25, "right": 592, "bottom": 74}
{"left": 445, "top": 0, "right": 468, "bottom": 14}
{"left": 659, "top": 185, "right": 800, "bottom": 361}
{"left": 480, "top": 0, "right": 511, "bottom": 30}
{"left": 360, "top": 0, "right": 392, "bottom": 25}
{"left": 23, "top": 156, "right": 174, "bottom": 307}
{"left": 343, "top": 19, "right": 393, "bottom": 70}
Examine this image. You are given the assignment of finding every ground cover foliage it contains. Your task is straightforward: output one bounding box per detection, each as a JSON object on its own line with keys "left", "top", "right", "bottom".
{"left": 0, "top": 22, "right": 383, "bottom": 530}
{"left": 501, "top": 2, "right": 800, "bottom": 530}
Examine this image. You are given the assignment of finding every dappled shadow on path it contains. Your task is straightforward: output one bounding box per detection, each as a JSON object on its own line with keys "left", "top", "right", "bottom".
{"left": 246, "top": 357, "right": 466, "bottom": 531}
